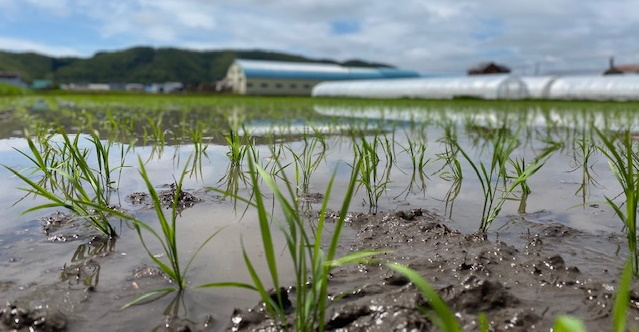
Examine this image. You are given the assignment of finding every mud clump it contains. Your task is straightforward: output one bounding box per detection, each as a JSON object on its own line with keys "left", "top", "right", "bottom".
{"left": 41, "top": 212, "right": 74, "bottom": 236}
{"left": 0, "top": 303, "right": 66, "bottom": 332}
{"left": 227, "top": 208, "right": 639, "bottom": 331}
{"left": 125, "top": 183, "right": 201, "bottom": 210}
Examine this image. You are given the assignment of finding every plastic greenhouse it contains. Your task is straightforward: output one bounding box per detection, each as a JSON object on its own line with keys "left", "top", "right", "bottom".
{"left": 546, "top": 75, "right": 639, "bottom": 101}
{"left": 312, "top": 75, "right": 529, "bottom": 100}
{"left": 520, "top": 76, "right": 558, "bottom": 99}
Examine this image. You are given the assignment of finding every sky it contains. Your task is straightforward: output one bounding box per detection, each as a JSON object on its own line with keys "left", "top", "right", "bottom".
{"left": 0, "top": 0, "right": 638, "bottom": 75}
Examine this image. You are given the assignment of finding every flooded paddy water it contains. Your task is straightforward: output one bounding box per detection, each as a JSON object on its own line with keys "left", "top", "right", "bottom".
{"left": 0, "top": 95, "right": 638, "bottom": 331}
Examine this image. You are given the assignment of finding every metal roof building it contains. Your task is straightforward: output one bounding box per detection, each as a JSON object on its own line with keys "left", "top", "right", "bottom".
{"left": 223, "top": 59, "right": 420, "bottom": 96}
{"left": 312, "top": 75, "right": 529, "bottom": 100}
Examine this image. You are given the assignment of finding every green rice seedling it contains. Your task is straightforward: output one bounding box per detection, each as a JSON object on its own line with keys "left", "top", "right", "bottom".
{"left": 380, "top": 130, "right": 397, "bottom": 173}
{"left": 612, "top": 260, "right": 633, "bottom": 332}
{"left": 353, "top": 136, "right": 391, "bottom": 213}
{"left": 553, "top": 316, "right": 587, "bottom": 332}
{"left": 7, "top": 128, "right": 125, "bottom": 237}
{"left": 402, "top": 133, "right": 429, "bottom": 175}
{"left": 433, "top": 126, "right": 463, "bottom": 182}
{"left": 508, "top": 141, "right": 559, "bottom": 214}
{"left": 144, "top": 114, "right": 169, "bottom": 160}
{"left": 122, "top": 157, "right": 224, "bottom": 304}
{"left": 385, "top": 262, "right": 461, "bottom": 332}
{"left": 570, "top": 133, "right": 602, "bottom": 206}
{"left": 455, "top": 127, "right": 552, "bottom": 232}
{"left": 509, "top": 157, "right": 532, "bottom": 213}
{"left": 206, "top": 151, "right": 379, "bottom": 330}
{"left": 394, "top": 132, "right": 429, "bottom": 199}
{"left": 596, "top": 128, "right": 639, "bottom": 276}
{"left": 83, "top": 157, "right": 225, "bottom": 307}
{"left": 287, "top": 127, "right": 327, "bottom": 194}
{"left": 224, "top": 128, "right": 249, "bottom": 168}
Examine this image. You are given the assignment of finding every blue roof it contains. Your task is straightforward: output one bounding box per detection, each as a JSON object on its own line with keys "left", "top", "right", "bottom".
{"left": 236, "top": 59, "right": 419, "bottom": 80}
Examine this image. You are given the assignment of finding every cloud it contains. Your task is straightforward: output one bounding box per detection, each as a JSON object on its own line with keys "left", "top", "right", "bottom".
{"left": 2, "top": 0, "right": 639, "bottom": 74}
{"left": 0, "top": 36, "right": 79, "bottom": 56}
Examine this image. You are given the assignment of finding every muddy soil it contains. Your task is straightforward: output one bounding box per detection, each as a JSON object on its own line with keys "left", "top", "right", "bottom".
{"left": 2, "top": 201, "right": 637, "bottom": 331}
{"left": 230, "top": 208, "right": 639, "bottom": 331}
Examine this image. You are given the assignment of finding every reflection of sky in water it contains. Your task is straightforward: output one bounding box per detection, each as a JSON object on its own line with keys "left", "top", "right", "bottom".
{"left": 0, "top": 109, "right": 631, "bottom": 238}
{"left": 0, "top": 105, "right": 635, "bottom": 329}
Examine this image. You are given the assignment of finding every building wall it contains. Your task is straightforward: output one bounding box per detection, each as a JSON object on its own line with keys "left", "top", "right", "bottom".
{"left": 226, "top": 63, "right": 246, "bottom": 94}
{"left": 245, "top": 78, "right": 321, "bottom": 96}
{"left": 223, "top": 60, "right": 420, "bottom": 96}
{"left": 0, "top": 77, "right": 27, "bottom": 89}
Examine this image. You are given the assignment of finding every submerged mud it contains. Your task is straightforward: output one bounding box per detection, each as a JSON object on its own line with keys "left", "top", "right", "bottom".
{"left": 230, "top": 208, "right": 639, "bottom": 331}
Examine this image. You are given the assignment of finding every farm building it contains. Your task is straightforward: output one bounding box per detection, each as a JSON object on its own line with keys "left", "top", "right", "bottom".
{"left": 467, "top": 62, "right": 511, "bottom": 75}
{"left": 223, "top": 59, "right": 420, "bottom": 96}
{"left": 0, "top": 72, "right": 27, "bottom": 89}
{"left": 312, "top": 75, "right": 529, "bottom": 100}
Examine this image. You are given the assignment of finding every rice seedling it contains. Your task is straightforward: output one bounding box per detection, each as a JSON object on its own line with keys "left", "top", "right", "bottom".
{"left": 80, "top": 157, "right": 226, "bottom": 307}
{"left": 385, "top": 262, "right": 461, "bottom": 332}
{"left": 596, "top": 128, "right": 639, "bottom": 276}
{"left": 455, "top": 127, "right": 553, "bottom": 232}
{"left": 570, "top": 132, "right": 601, "bottom": 206}
{"left": 144, "top": 114, "right": 169, "bottom": 160}
{"left": 224, "top": 128, "right": 249, "bottom": 168}
{"left": 508, "top": 140, "right": 559, "bottom": 215}
{"left": 353, "top": 136, "right": 391, "bottom": 213}
{"left": 553, "top": 316, "right": 587, "bottom": 332}
{"left": 612, "top": 260, "right": 633, "bottom": 332}
{"left": 6, "top": 127, "right": 126, "bottom": 237}
{"left": 203, "top": 150, "right": 379, "bottom": 330}
{"left": 287, "top": 127, "right": 327, "bottom": 194}
{"left": 433, "top": 126, "right": 463, "bottom": 182}
{"left": 394, "top": 132, "right": 429, "bottom": 199}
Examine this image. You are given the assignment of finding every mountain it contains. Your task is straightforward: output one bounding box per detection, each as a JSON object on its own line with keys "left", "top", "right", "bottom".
{"left": 0, "top": 47, "right": 393, "bottom": 84}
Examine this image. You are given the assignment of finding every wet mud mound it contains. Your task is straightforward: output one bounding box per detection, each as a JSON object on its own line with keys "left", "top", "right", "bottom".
{"left": 230, "top": 208, "right": 639, "bottom": 331}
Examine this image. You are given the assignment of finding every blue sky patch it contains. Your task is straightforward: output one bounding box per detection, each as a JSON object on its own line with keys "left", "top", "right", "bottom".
{"left": 472, "top": 17, "right": 505, "bottom": 41}
{"left": 330, "top": 19, "right": 361, "bottom": 35}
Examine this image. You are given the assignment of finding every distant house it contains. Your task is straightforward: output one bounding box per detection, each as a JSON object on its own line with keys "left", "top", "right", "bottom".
{"left": 125, "top": 83, "right": 145, "bottom": 92}
{"left": 61, "top": 83, "right": 110, "bottom": 91}
{"left": 146, "top": 82, "right": 184, "bottom": 93}
{"left": 223, "top": 59, "right": 420, "bottom": 96}
{"left": 31, "top": 79, "right": 53, "bottom": 90}
{"left": 467, "top": 62, "right": 511, "bottom": 75}
{"left": 0, "top": 72, "right": 27, "bottom": 88}
{"left": 603, "top": 57, "right": 639, "bottom": 75}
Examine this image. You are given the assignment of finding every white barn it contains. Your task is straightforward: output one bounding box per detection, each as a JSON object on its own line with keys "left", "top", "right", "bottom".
{"left": 223, "top": 59, "right": 420, "bottom": 96}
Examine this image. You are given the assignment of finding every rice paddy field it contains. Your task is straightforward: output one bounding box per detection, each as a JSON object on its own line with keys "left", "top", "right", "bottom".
{"left": 1, "top": 94, "right": 639, "bottom": 331}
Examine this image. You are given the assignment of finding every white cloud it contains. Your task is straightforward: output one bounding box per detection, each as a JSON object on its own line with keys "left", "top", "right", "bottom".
{"left": 0, "top": 36, "right": 79, "bottom": 56}
{"left": 2, "top": 0, "right": 639, "bottom": 74}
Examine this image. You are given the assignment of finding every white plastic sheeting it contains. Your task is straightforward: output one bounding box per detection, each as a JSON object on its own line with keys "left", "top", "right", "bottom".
{"left": 313, "top": 74, "right": 639, "bottom": 101}
{"left": 547, "top": 75, "right": 639, "bottom": 100}
{"left": 312, "top": 75, "right": 529, "bottom": 100}
{"left": 520, "top": 76, "right": 558, "bottom": 99}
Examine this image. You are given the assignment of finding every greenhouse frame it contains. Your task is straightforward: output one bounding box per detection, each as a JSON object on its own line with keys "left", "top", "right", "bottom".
{"left": 311, "top": 75, "right": 530, "bottom": 100}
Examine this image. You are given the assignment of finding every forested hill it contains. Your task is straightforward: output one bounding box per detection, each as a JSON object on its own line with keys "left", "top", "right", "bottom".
{"left": 0, "top": 47, "right": 392, "bottom": 84}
